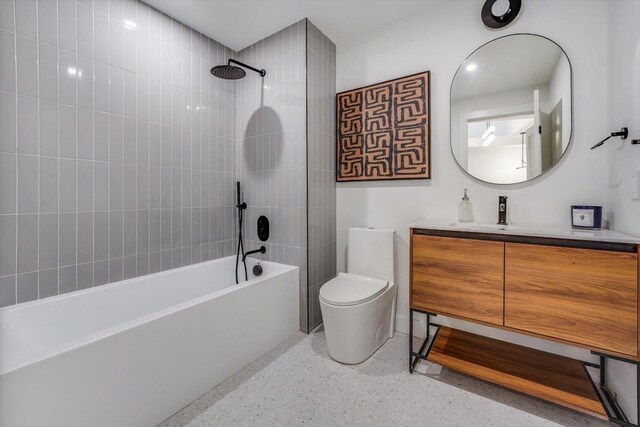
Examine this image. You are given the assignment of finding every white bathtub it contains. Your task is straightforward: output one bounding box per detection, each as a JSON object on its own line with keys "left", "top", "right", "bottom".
{"left": 0, "top": 256, "right": 299, "bottom": 427}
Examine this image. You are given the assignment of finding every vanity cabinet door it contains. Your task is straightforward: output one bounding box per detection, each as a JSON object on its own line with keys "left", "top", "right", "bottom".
{"left": 505, "top": 243, "right": 639, "bottom": 356}
{"left": 411, "top": 235, "right": 504, "bottom": 325}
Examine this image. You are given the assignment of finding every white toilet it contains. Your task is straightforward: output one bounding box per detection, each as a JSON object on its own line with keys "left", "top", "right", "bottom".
{"left": 319, "top": 228, "right": 396, "bottom": 364}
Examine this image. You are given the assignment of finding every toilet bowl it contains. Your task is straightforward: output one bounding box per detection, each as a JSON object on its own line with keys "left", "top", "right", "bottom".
{"left": 320, "top": 228, "right": 396, "bottom": 364}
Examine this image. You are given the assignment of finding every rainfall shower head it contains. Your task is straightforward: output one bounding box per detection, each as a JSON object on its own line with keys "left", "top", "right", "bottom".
{"left": 210, "top": 59, "right": 266, "bottom": 80}
{"left": 211, "top": 64, "right": 246, "bottom": 80}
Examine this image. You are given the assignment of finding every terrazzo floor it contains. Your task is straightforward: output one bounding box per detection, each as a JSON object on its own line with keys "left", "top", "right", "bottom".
{"left": 159, "top": 329, "right": 612, "bottom": 427}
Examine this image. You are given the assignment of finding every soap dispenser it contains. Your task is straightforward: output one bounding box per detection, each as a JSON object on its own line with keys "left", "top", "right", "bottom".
{"left": 458, "top": 189, "right": 474, "bottom": 223}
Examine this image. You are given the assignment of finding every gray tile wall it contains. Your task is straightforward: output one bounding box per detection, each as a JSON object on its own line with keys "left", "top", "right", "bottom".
{"left": 0, "top": 5, "right": 337, "bottom": 334}
{"left": 235, "top": 19, "right": 336, "bottom": 332}
{"left": 0, "top": 0, "right": 237, "bottom": 307}
{"left": 235, "top": 20, "right": 309, "bottom": 330}
{"left": 306, "top": 21, "right": 336, "bottom": 330}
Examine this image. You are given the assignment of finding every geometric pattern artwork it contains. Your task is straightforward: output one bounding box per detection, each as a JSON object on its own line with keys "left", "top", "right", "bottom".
{"left": 336, "top": 71, "right": 431, "bottom": 181}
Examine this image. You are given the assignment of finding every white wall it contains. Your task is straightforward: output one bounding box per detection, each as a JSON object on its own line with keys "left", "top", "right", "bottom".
{"left": 468, "top": 145, "right": 527, "bottom": 183}
{"left": 605, "top": 0, "right": 640, "bottom": 419}
{"left": 606, "top": 0, "right": 640, "bottom": 238}
{"left": 337, "top": 0, "right": 608, "bottom": 329}
{"left": 336, "top": 0, "right": 640, "bottom": 419}
{"left": 451, "top": 84, "right": 545, "bottom": 170}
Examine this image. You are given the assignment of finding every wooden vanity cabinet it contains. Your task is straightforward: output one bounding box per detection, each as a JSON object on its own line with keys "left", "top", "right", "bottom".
{"left": 410, "top": 229, "right": 640, "bottom": 357}
{"left": 410, "top": 227, "right": 640, "bottom": 420}
{"left": 411, "top": 234, "right": 504, "bottom": 325}
{"left": 504, "top": 243, "right": 639, "bottom": 356}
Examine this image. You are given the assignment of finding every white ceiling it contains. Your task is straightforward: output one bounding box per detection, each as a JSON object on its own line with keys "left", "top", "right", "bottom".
{"left": 144, "top": 0, "right": 434, "bottom": 51}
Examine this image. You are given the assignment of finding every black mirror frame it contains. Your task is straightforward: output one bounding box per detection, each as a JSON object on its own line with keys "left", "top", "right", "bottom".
{"left": 449, "top": 33, "right": 574, "bottom": 186}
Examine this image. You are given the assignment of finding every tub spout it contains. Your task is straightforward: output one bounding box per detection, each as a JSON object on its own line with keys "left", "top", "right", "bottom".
{"left": 243, "top": 246, "right": 266, "bottom": 262}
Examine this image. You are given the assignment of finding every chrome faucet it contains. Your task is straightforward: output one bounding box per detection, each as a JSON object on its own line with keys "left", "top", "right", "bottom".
{"left": 498, "top": 196, "right": 508, "bottom": 225}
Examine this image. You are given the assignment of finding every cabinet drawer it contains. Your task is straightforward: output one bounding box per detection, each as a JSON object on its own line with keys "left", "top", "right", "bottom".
{"left": 411, "top": 235, "right": 504, "bottom": 325}
{"left": 505, "top": 243, "right": 638, "bottom": 356}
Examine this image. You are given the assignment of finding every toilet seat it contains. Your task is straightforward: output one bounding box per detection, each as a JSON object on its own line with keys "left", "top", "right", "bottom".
{"left": 319, "top": 273, "right": 388, "bottom": 306}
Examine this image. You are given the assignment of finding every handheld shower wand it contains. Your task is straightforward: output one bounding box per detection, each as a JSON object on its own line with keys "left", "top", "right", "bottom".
{"left": 236, "top": 182, "right": 246, "bottom": 210}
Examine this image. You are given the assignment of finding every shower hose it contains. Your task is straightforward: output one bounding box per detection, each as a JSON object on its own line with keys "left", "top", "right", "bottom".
{"left": 235, "top": 203, "right": 248, "bottom": 284}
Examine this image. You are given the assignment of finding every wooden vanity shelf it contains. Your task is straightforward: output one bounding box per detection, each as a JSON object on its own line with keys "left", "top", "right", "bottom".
{"left": 408, "top": 225, "right": 640, "bottom": 426}
{"left": 427, "top": 326, "right": 607, "bottom": 419}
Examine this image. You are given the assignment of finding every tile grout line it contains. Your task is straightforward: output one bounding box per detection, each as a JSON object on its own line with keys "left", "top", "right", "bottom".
{"left": 146, "top": 5, "right": 151, "bottom": 273}
{"left": 70, "top": 1, "right": 80, "bottom": 290}
{"left": 118, "top": 0, "right": 124, "bottom": 281}
{"left": 104, "top": 0, "right": 111, "bottom": 288}
{"left": 74, "top": 0, "right": 80, "bottom": 293}
{"left": 56, "top": 0, "right": 61, "bottom": 297}
{"left": 35, "top": 0, "right": 41, "bottom": 300}
{"left": 133, "top": 0, "right": 138, "bottom": 279}
{"left": 168, "top": 16, "right": 172, "bottom": 271}
{"left": 12, "top": 0, "right": 18, "bottom": 304}
{"left": 91, "top": 0, "right": 97, "bottom": 288}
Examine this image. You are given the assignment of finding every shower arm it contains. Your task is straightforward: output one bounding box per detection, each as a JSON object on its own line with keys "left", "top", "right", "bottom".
{"left": 228, "top": 59, "right": 267, "bottom": 77}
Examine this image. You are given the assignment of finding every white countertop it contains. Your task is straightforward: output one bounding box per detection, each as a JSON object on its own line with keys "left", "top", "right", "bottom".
{"left": 408, "top": 221, "right": 640, "bottom": 245}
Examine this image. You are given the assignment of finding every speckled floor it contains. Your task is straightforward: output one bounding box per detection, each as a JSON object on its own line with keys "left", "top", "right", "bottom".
{"left": 159, "top": 329, "right": 611, "bottom": 427}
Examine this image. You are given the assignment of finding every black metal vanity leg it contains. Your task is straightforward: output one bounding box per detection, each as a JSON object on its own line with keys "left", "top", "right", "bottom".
{"left": 409, "top": 309, "right": 413, "bottom": 373}
{"left": 636, "top": 363, "right": 640, "bottom": 425}
{"left": 426, "top": 313, "right": 430, "bottom": 341}
{"left": 587, "top": 351, "right": 640, "bottom": 427}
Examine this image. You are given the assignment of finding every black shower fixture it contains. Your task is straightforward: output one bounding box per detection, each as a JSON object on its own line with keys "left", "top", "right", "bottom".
{"left": 590, "top": 127, "right": 628, "bottom": 150}
{"left": 234, "top": 182, "right": 268, "bottom": 284}
{"left": 252, "top": 263, "right": 263, "bottom": 277}
{"left": 243, "top": 246, "right": 266, "bottom": 262}
{"left": 257, "top": 216, "right": 270, "bottom": 242}
{"left": 235, "top": 181, "right": 248, "bottom": 284}
{"left": 210, "top": 59, "right": 266, "bottom": 80}
{"left": 481, "top": 0, "right": 522, "bottom": 29}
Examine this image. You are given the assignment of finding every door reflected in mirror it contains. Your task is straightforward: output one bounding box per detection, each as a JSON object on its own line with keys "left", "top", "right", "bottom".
{"left": 451, "top": 34, "right": 572, "bottom": 184}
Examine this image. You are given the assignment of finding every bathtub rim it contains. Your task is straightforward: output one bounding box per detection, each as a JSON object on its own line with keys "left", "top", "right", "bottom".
{"left": 0, "top": 257, "right": 298, "bottom": 376}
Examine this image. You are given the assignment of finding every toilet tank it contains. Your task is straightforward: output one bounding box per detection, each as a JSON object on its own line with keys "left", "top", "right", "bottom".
{"left": 347, "top": 228, "right": 395, "bottom": 283}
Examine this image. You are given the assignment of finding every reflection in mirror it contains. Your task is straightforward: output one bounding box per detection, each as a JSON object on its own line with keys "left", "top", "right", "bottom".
{"left": 451, "top": 34, "right": 572, "bottom": 184}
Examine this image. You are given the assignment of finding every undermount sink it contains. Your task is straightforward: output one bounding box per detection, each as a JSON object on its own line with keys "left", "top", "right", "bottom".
{"left": 448, "top": 223, "right": 524, "bottom": 232}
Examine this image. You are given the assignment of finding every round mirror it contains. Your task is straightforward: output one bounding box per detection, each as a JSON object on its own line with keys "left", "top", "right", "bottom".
{"left": 450, "top": 34, "right": 572, "bottom": 185}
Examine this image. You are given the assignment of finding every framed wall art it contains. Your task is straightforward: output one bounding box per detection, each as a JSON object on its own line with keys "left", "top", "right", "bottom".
{"left": 336, "top": 71, "right": 431, "bottom": 182}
